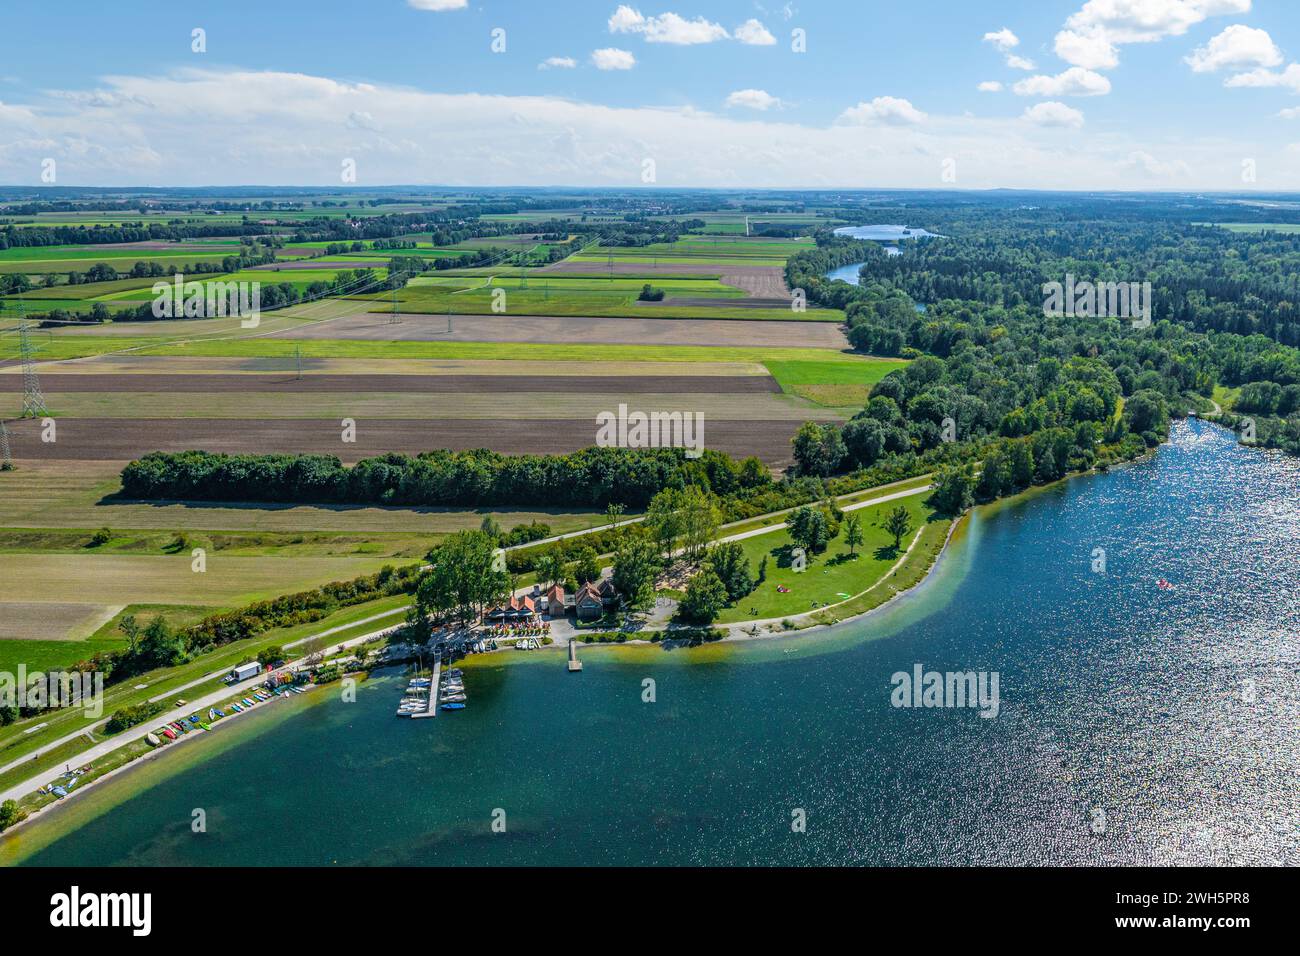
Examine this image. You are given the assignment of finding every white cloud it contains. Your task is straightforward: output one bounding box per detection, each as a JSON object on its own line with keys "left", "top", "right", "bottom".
{"left": 407, "top": 0, "right": 468, "bottom": 10}
{"left": 838, "top": 96, "right": 926, "bottom": 126}
{"left": 1054, "top": 29, "right": 1119, "bottom": 69}
{"left": 983, "top": 27, "right": 1034, "bottom": 69}
{"left": 539, "top": 57, "right": 577, "bottom": 70}
{"left": 1120, "top": 149, "right": 1192, "bottom": 178}
{"left": 735, "top": 18, "right": 776, "bottom": 45}
{"left": 1055, "top": 0, "right": 1250, "bottom": 70}
{"left": 983, "top": 28, "right": 1020, "bottom": 52}
{"left": 726, "top": 88, "right": 780, "bottom": 110}
{"left": 15, "top": 66, "right": 1300, "bottom": 190}
{"left": 1278, "top": 106, "right": 1300, "bottom": 119}
{"left": 609, "top": 5, "right": 645, "bottom": 33}
{"left": 1013, "top": 67, "right": 1112, "bottom": 97}
{"left": 977, "top": 81, "right": 1004, "bottom": 92}
{"left": 1225, "top": 63, "right": 1300, "bottom": 90}
{"left": 1186, "top": 25, "right": 1282, "bottom": 72}
{"left": 1022, "top": 101, "right": 1085, "bottom": 128}
{"left": 592, "top": 48, "right": 637, "bottom": 70}
{"left": 609, "top": 6, "right": 729, "bottom": 44}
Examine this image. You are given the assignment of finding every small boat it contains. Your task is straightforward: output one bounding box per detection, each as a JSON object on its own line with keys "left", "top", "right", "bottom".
{"left": 146, "top": 732, "right": 162, "bottom": 746}
{"left": 440, "top": 702, "right": 466, "bottom": 711}
{"left": 209, "top": 708, "right": 220, "bottom": 721}
{"left": 51, "top": 786, "right": 68, "bottom": 798}
{"left": 442, "top": 694, "right": 467, "bottom": 703}
{"left": 198, "top": 721, "right": 212, "bottom": 731}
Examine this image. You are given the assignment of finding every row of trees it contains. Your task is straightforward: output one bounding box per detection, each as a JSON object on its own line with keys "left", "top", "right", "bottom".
{"left": 120, "top": 447, "right": 773, "bottom": 511}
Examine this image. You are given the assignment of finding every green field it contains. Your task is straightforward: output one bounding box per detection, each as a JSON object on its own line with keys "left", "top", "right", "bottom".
{"left": 763, "top": 357, "right": 907, "bottom": 405}
{"left": 715, "top": 494, "right": 936, "bottom": 623}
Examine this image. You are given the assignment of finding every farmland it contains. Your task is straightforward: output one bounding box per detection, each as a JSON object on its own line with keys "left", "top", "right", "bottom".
{"left": 1, "top": 188, "right": 899, "bottom": 650}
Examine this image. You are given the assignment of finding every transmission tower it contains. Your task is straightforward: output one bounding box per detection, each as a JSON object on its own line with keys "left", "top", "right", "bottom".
{"left": 19, "top": 322, "right": 47, "bottom": 419}
{"left": 0, "top": 420, "right": 12, "bottom": 471}
{"left": 389, "top": 283, "right": 400, "bottom": 324}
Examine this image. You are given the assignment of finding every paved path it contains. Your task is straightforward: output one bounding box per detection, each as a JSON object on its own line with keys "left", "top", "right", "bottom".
{"left": 716, "top": 483, "right": 932, "bottom": 545}
{"left": 0, "top": 621, "right": 404, "bottom": 805}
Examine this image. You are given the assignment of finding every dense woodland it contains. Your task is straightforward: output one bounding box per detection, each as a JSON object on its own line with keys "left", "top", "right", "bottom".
{"left": 787, "top": 202, "right": 1300, "bottom": 468}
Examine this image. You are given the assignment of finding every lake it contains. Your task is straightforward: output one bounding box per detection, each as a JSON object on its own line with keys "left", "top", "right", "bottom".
{"left": 5, "top": 420, "right": 1297, "bottom": 866}
{"left": 826, "top": 224, "right": 943, "bottom": 283}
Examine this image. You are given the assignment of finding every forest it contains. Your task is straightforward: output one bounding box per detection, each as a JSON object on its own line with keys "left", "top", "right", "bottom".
{"left": 787, "top": 202, "right": 1300, "bottom": 471}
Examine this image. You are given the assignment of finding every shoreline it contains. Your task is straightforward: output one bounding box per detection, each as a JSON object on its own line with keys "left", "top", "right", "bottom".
{"left": 0, "top": 439, "right": 1164, "bottom": 841}
{"left": 0, "top": 680, "right": 318, "bottom": 846}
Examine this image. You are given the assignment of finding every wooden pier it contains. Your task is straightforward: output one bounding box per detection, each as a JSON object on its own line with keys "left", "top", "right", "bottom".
{"left": 411, "top": 654, "right": 441, "bottom": 719}
{"left": 567, "top": 639, "right": 583, "bottom": 672}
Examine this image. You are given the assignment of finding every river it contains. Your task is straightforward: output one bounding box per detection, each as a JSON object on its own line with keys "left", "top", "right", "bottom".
{"left": 4, "top": 420, "right": 1297, "bottom": 866}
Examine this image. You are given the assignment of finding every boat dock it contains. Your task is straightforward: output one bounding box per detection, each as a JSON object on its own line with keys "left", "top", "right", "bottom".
{"left": 567, "top": 639, "right": 583, "bottom": 672}
{"left": 411, "top": 654, "right": 441, "bottom": 719}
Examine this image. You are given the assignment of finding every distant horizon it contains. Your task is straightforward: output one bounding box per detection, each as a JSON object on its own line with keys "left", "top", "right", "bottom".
{"left": 6, "top": 184, "right": 1300, "bottom": 197}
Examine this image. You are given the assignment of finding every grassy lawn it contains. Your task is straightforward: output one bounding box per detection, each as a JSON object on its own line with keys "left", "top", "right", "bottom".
{"left": 714, "top": 494, "right": 936, "bottom": 624}
{"left": 803, "top": 517, "right": 954, "bottom": 628}
{"left": 763, "top": 357, "right": 907, "bottom": 406}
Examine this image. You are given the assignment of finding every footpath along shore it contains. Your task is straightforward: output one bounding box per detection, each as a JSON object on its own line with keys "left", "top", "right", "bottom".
{"left": 0, "top": 475, "right": 940, "bottom": 820}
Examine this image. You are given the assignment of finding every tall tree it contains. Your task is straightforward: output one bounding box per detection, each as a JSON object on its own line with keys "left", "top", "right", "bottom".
{"left": 610, "top": 530, "right": 662, "bottom": 611}
{"left": 882, "top": 506, "right": 912, "bottom": 551}
{"left": 415, "top": 530, "right": 509, "bottom": 625}
{"left": 844, "top": 514, "right": 864, "bottom": 556}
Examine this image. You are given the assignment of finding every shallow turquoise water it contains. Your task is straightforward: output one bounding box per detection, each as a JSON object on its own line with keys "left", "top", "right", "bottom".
{"left": 8, "top": 420, "right": 1298, "bottom": 865}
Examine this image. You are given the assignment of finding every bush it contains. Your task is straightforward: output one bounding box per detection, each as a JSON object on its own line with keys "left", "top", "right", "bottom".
{"left": 106, "top": 701, "right": 166, "bottom": 734}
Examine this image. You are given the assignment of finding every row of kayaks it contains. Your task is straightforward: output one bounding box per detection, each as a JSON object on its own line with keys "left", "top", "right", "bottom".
{"left": 146, "top": 686, "right": 308, "bottom": 745}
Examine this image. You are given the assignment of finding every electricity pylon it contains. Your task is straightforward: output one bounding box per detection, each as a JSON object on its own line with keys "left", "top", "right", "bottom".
{"left": 19, "top": 322, "right": 47, "bottom": 418}
{"left": 0, "top": 420, "right": 12, "bottom": 471}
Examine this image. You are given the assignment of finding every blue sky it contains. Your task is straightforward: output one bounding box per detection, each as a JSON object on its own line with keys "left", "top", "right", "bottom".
{"left": 4, "top": 1, "right": 1300, "bottom": 188}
